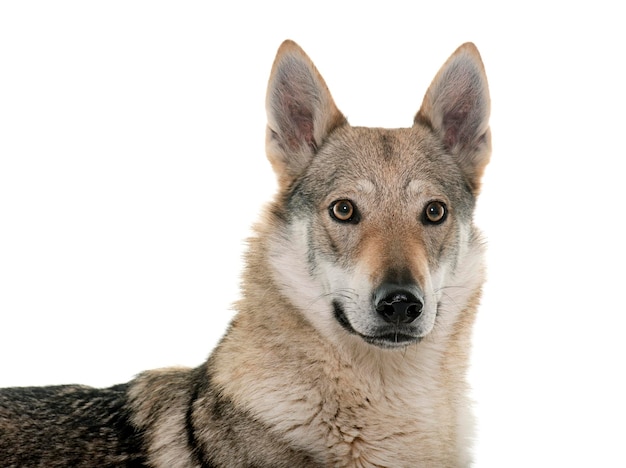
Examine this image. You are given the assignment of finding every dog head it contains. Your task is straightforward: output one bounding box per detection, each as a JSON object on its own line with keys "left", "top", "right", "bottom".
{"left": 264, "top": 40, "right": 490, "bottom": 350}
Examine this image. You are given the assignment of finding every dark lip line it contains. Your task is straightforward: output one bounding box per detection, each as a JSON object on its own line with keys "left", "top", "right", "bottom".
{"left": 333, "top": 300, "right": 355, "bottom": 334}
{"left": 332, "top": 300, "right": 422, "bottom": 347}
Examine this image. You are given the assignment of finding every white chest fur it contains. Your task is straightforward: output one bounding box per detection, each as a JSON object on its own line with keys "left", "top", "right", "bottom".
{"left": 222, "top": 336, "right": 471, "bottom": 468}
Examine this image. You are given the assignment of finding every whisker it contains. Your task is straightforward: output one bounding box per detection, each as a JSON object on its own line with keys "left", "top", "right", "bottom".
{"left": 301, "top": 288, "right": 359, "bottom": 312}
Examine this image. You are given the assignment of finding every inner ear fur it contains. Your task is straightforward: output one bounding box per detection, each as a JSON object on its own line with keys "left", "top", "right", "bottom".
{"left": 265, "top": 40, "right": 347, "bottom": 189}
{"left": 415, "top": 43, "right": 491, "bottom": 194}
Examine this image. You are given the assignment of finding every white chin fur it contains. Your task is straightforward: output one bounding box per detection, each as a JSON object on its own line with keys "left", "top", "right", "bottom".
{"left": 267, "top": 220, "right": 336, "bottom": 335}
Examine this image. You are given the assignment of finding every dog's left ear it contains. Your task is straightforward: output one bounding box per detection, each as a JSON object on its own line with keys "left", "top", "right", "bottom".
{"left": 266, "top": 40, "right": 347, "bottom": 189}
{"left": 415, "top": 43, "right": 491, "bottom": 194}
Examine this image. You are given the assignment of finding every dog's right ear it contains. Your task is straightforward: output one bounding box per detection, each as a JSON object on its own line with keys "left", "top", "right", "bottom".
{"left": 265, "top": 40, "right": 347, "bottom": 189}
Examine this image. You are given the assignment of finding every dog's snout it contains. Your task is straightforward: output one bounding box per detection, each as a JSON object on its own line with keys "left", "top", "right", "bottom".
{"left": 375, "top": 290, "right": 423, "bottom": 324}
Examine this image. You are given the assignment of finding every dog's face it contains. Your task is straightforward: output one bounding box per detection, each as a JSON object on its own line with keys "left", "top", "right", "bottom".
{"left": 264, "top": 41, "right": 490, "bottom": 349}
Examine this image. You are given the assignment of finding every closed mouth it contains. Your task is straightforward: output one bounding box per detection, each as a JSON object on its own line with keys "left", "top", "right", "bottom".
{"left": 332, "top": 300, "right": 422, "bottom": 349}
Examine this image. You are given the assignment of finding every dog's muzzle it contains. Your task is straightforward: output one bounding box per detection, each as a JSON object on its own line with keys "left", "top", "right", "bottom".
{"left": 333, "top": 283, "right": 427, "bottom": 349}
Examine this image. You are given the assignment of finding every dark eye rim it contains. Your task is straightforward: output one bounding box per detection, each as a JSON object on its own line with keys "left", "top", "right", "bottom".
{"left": 423, "top": 200, "right": 448, "bottom": 225}
{"left": 329, "top": 199, "right": 360, "bottom": 224}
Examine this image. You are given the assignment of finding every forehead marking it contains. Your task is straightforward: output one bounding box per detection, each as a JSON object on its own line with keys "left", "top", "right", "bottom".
{"left": 407, "top": 180, "right": 423, "bottom": 197}
{"left": 356, "top": 179, "right": 375, "bottom": 194}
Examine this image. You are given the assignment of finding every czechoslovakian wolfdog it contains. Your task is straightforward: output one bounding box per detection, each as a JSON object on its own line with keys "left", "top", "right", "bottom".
{"left": 0, "top": 40, "right": 491, "bottom": 467}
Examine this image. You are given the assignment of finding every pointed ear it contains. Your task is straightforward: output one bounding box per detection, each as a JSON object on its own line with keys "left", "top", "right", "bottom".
{"left": 415, "top": 43, "right": 491, "bottom": 194}
{"left": 265, "top": 40, "right": 347, "bottom": 188}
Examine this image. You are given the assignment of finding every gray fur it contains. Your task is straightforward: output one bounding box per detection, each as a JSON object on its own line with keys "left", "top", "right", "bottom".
{"left": 0, "top": 364, "right": 318, "bottom": 467}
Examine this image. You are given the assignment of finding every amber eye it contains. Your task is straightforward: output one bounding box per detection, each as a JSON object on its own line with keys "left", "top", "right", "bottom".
{"left": 423, "top": 201, "right": 447, "bottom": 225}
{"left": 330, "top": 199, "right": 357, "bottom": 223}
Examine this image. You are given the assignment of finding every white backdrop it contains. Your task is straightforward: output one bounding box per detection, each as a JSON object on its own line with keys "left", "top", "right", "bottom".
{"left": 1, "top": 2, "right": 624, "bottom": 466}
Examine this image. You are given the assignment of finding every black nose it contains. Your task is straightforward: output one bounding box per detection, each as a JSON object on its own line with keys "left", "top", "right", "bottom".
{"left": 375, "top": 290, "right": 423, "bottom": 324}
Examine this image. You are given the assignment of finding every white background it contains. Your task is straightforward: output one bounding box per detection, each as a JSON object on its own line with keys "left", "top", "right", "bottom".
{"left": 1, "top": 2, "right": 624, "bottom": 466}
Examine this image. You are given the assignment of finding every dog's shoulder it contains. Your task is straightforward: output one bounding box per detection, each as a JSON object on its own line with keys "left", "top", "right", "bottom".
{"left": 127, "top": 364, "right": 321, "bottom": 467}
